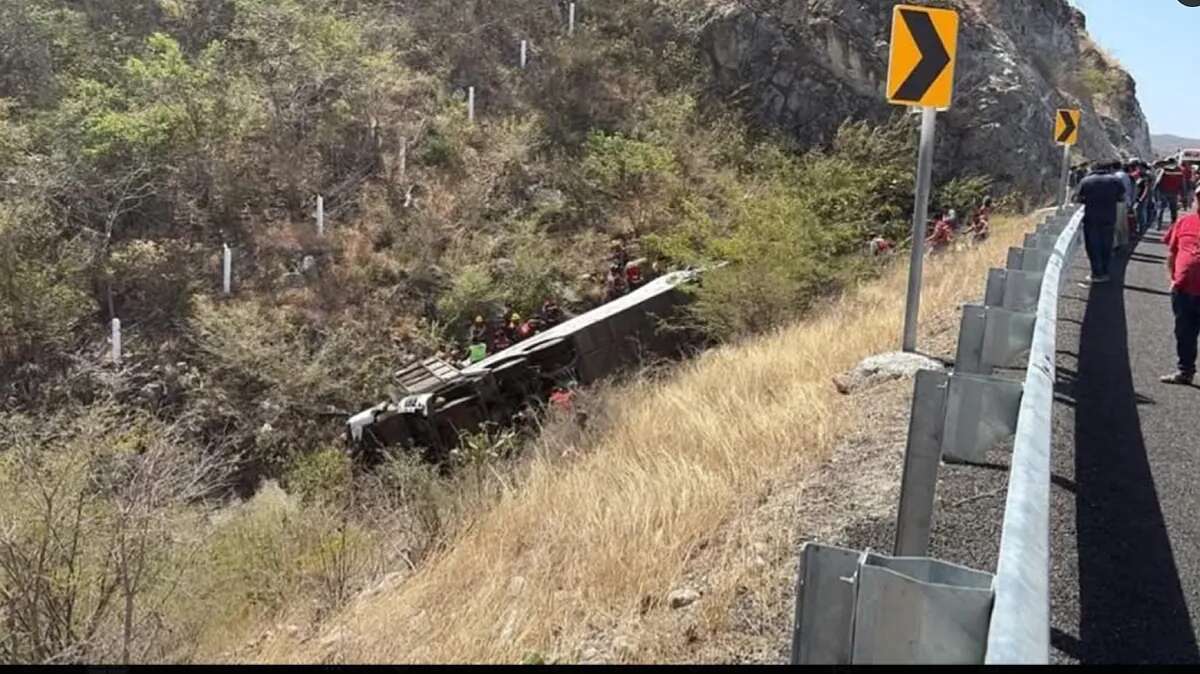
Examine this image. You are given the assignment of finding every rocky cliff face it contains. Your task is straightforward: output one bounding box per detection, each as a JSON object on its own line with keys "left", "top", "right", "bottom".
{"left": 701, "top": 0, "right": 1152, "bottom": 200}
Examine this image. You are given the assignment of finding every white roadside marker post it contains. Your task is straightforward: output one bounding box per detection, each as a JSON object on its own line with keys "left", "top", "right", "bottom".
{"left": 223, "top": 244, "right": 232, "bottom": 295}
{"left": 398, "top": 136, "right": 407, "bottom": 182}
{"left": 111, "top": 318, "right": 122, "bottom": 365}
{"left": 316, "top": 195, "right": 325, "bottom": 237}
{"left": 468, "top": 86, "right": 476, "bottom": 123}
{"left": 521, "top": 40, "right": 528, "bottom": 69}
{"left": 569, "top": 3, "right": 576, "bottom": 35}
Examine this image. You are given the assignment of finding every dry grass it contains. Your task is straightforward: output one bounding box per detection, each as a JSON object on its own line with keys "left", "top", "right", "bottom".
{"left": 251, "top": 212, "right": 1042, "bottom": 664}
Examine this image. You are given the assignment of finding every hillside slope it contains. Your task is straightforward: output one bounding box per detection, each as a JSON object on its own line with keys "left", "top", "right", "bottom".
{"left": 251, "top": 213, "right": 1042, "bottom": 664}
{"left": 0, "top": 0, "right": 1153, "bottom": 664}
{"left": 1153, "top": 134, "right": 1200, "bottom": 158}
{"left": 703, "top": 0, "right": 1151, "bottom": 196}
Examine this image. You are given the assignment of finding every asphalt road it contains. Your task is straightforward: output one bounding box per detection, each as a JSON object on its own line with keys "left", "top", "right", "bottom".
{"left": 836, "top": 222, "right": 1200, "bottom": 665}
{"left": 1047, "top": 225, "right": 1200, "bottom": 664}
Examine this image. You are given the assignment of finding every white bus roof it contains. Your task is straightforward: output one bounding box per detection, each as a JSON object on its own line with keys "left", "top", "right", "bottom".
{"left": 460, "top": 269, "right": 699, "bottom": 375}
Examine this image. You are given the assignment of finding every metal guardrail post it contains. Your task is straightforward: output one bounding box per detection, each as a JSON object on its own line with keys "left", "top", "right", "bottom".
{"left": 1006, "top": 247, "right": 1052, "bottom": 273}
{"left": 954, "top": 304, "right": 1037, "bottom": 376}
{"left": 894, "top": 369, "right": 1023, "bottom": 554}
{"left": 894, "top": 369, "right": 950, "bottom": 557}
{"left": 984, "top": 268, "right": 1044, "bottom": 313}
{"left": 984, "top": 206, "right": 1083, "bottom": 664}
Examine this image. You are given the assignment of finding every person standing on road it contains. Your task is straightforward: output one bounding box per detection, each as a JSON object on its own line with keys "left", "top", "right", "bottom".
{"left": 1114, "top": 162, "right": 1136, "bottom": 250}
{"left": 1161, "top": 187, "right": 1200, "bottom": 385}
{"left": 1133, "top": 162, "right": 1152, "bottom": 235}
{"left": 1182, "top": 162, "right": 1195, "bottom": 211}
{"left": 1158, "top": 159, "right": 1186, "bottom": 229}
{"left": 1074, "top": 160, "right": 1127, "bottom": 285}
{"left": 1142, "top": 159, "right": 1161, "bottom": 230}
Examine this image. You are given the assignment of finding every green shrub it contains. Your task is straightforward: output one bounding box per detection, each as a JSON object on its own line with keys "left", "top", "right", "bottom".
{"left": 1078, "top": 64, "right": 1122, "bottom": 99}
{"left": 643, "top": 118, "right": 919, "bottom": 340}
{"left": 935, "top": 175, "right": 994, "bottom": 218}
{"left": 0, "top": 203, "right": 92, "bottom": 368}
{"left": 285, "top": 445, "right": 353, "bottom": 504}
{"left": 198, "top": 481, "right": 381, "bottom": 622}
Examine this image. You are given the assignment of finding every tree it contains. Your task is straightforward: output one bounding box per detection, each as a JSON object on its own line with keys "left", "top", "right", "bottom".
{"left": 0, "top": 404, "right": 232, "bottom": 663}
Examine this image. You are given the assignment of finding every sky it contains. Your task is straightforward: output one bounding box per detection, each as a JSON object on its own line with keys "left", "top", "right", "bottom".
{"left": 1069, "top": 0, "right": 1200, "bottom": 139}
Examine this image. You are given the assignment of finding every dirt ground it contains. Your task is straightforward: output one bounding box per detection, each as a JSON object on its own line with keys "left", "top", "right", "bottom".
{"left": 633, "top": 307, "right": 969, "bottom": 664}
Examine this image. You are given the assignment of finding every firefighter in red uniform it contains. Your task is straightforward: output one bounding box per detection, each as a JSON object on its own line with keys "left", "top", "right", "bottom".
{"left": 926, "top": 212, "right": 954, "bottom": 253}
{"left": 625, "top": 260, "right": 644, "bottom": 290}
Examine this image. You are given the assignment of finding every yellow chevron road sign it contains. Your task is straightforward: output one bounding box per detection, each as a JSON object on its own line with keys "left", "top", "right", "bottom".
{"left": 887, "top": 5, "right": 960, "bottom": 108}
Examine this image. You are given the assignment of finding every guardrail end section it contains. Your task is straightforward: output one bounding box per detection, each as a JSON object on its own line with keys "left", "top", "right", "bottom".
{"left": 791, "top": 543, "right": 861, "bottom": 664}
{"left": 853, "top": 553, "right": 995, "bottom": 664}
{"left": 791, "top": 542, "right": 995, "bottom": 664}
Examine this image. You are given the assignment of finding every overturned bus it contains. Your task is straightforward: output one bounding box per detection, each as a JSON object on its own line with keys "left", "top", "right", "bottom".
{"left": 346, "top": 269, "right": 703, "bottom": 462}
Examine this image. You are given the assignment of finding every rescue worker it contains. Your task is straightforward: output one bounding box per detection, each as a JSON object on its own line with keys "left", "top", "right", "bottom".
{"left": 517, "top": 315, "right": 538, "bottom": 340}
{"left": 466, "top": 342, "right": 488, "bottom": 364}
{"left": 968, "top": 196, "right": 992, "bottom": 243}
{"left": 926, "top": 211, "right": 954, "bottom": 254}
{"left": 1158, "top": 158, "right": 1186, "bottom": 229}
{"left": 549, "top": 385, "right": 575, "bottom": 413}
{"left": 490, "top": 321, "right": 513, "bottom": 352}
{"left": 539, "top": 298, "right": 564, "bottom": 327}
{"left": 945, "top": 209, "right": 960, "bottom": 231}
{"left": 507, "top": 312, "right": 524, "bottom": 343}
{"left": 604, "top": 262, "right": 627, "bottom": 301}
{"left": 609, "top": 238, "right": 629, "bottom": 271}
{"left": 549, "top": 381, "right": 588, "bottom": 430}
{"left": 648, "top": 260, "right": 663, "bottom": 281}
{"left": 868, "top": 233, "right": 895, "bottom": 256}
{"left": 625, "top": 259, "right": 644, "bottom": 290}
{"left": 468, "top": 315, "right": 487, "bottom": 345}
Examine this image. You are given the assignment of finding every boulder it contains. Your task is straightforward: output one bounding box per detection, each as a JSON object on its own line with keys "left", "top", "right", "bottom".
{"left": 833, "top": 351, "right": 945, "bottom": 395}
{"left": 668, "top": 588, "right": 701, "bottom": 609}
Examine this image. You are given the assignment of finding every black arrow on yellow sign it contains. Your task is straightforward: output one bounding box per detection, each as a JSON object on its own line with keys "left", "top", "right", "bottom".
{"left": 1056, "top": 110, "right": 1077, "bottom": 144}
{"left": 892, "top": 9, "right": 952, "bottom": 103}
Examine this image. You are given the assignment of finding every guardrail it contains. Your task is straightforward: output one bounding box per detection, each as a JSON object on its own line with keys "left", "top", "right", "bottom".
{"left": 985, "top": 204, "right": 1082, "bottom": 663}
{"left": 790, "top": 205, "right": 1084, "bottom": 664}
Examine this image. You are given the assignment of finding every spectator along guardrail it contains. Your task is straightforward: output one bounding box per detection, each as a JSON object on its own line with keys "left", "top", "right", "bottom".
{"left": 789, "top": 205, "right": 1084, "bottom": 664}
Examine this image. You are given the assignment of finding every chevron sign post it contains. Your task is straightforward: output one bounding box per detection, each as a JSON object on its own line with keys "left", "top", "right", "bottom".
{"left": 888, "top": 4, "right": 960, "bottom": 353}
{"left": 1055, "top": 109, "right": 1081, "bottom": 210}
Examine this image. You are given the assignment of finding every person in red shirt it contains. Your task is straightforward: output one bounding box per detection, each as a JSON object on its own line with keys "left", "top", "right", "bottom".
{"left": 1158, "top": 159, "right": 1186, "bottom": 229}
{"left": 926, "top": 213, "right": 954, "bottom": 254}
{"left": 1161, "top": 186, "right": 1200, "bottom": 384}
{"left": 625, "top": 261, "right": 643, "bottom": 290}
